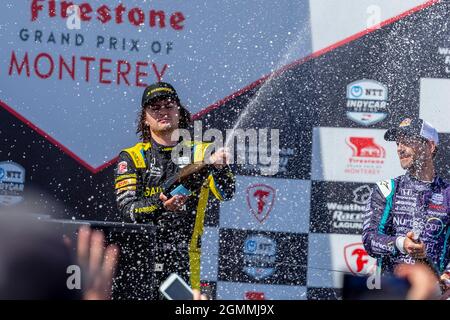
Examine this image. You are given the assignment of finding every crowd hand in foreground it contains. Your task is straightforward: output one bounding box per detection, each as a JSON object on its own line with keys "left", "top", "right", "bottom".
{"left": 66, "top": 226, "right": 119, "bottom": 300}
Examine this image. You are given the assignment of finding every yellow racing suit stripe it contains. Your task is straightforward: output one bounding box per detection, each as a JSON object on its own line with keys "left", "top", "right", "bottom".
{"left": 188, "top": 180, "right": 210, "bottom": 290}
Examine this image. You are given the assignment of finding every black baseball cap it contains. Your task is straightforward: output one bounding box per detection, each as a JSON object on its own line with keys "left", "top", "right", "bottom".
{"left": 141, "top": 82, "right": 180, "bottom": 107}
{"left": 384, "top": 118, "right": 439, "bottom": 145}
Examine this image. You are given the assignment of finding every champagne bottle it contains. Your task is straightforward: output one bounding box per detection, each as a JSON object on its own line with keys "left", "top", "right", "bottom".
{"left": 161, "top": 162, "right": 212, "bottom": 198}
{"left": 410, "top": 230, "right": 440, "bottom": 276}
{"left": 411, "top": 190, "right": 440, "bottom": 276}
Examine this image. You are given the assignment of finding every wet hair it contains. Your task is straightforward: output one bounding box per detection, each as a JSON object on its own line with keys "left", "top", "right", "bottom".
{"left": 136, "top": 99, "right": 191, "bottom": 142}
{"left": 421, "top": 137, "right": 439, "bottom": 159}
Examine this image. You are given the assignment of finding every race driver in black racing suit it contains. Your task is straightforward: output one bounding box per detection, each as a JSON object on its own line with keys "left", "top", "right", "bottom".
{"left": 114, "top": 82, "right": 235, "bottom": 299}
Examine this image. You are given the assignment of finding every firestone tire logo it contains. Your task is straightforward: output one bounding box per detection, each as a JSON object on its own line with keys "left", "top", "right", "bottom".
{"left": 244, "top": 291, "right": 266, "bottom": 300}
{"left": 346, "top": 137, "right": 386, "bottom": 158}
{"left": 343, "top": 242, "right": 375, "bottom": 275}
{"left": 344, "top": 136, "right": 386, "bottom": 177}
{"left": 246, "top": 184, "right": 276, "bottom": 224}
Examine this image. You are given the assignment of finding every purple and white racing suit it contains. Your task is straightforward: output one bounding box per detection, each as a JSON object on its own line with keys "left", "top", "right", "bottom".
{"left": 362, "top": 173, "right": 450, "bottom": 275}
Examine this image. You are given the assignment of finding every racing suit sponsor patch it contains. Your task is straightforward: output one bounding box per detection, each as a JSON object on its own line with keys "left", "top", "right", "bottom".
{"left": 144, "top": 186, "right": 163, "bottom": 197}
{"left": 376, "top": 179, "right": 393, "bottom": 198}
{"left": 117, "top": 161, "right": 128, "bottom": 174}
{"left": 115, "top": 173, "right": 137, "bottom": 183}
{"left": 134, "top": 205, "right": 159, "bottom": 214}
{"left": 115, "top": 178, "right": 137, "bottom": 189}
{"left": 116, "top": 185, "right": 137, "bottom": 194}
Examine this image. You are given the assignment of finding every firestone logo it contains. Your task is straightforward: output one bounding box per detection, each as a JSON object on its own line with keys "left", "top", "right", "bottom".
{"left": 346, "top": 137, "right": 385, "bottom": 158}
{"left": 344, "top": 137, "right": 386, "bottom": 176}
{"left": 31, "top": 0, "right": 186, "bottom": 31}
{"left": 344, "top": 243, "right": 376, "bottom": 275}
{"left": 246, "top": 184, "right": 276, "bottom": 224}
{"left": 244, "top": 291, "right": 266, "bottom": 300}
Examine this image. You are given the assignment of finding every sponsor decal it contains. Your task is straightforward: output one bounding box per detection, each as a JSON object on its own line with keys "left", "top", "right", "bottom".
{"left": 311, "top": 182, "right": 373, "bottom": 234}
{"left": 243, "top": 235, "right": 277, "bottom": 280}
{"left": 117, "top": 161, "right": 128, "bottom": 174}
{"left": 311, "top": 127, "right": 404, "bottom": 183}
{"left": 329, "top": 185, "right": 370, "bottom": 232}
{"left": 400, "top": 189, "right": 413, "bottom": 197}
{"left": 134, "top": 205, "right": 158, "bottom": 214}
{"left": 370, "top": 239, "right": 395, "bottom": 254}
{"left": 115, "top": 173, "right": 137, "bottom": 183}
{"left": 344, "top": 243, "right": 376, "bottom": 275}
{"left": 246, "top": 184, "right": 276, "bottom": 224}
{"left": 429, "top": 204, "right": 445, "bottom": 211}
{"left": 175, "top": 156, "right": 191, "bottom": 168}
{"left": 145, "top": 186, "right": 163, "bottom": 197}
{"left": 399, "top": 118, "right": 412, "bottom": 127}
{"left": 147, "top": 164, "right": 162, "bottom": 177}
{"left": 352, "top": 184, "right": 372, "bottom": 205}
{"left": 345, "top": 136, "right": 385, "bottom": 176}
{"left": 0, "top": 162, "right": 26, "bottom": 206}
{"left": 244, "top": 291, "right": 266, "bottom": 300}
{"left": 346, "top": 79, "right": 389, "bottom": 126}
{"left": 431, "top": 193, "right": 444, "bottom": 205}
{"left": 329, "top": 203, "right": 364, "bottom": 232}
{"left": 346, "top": 137, "right": 386, "bottom": 158}
{"left": 116, "top": 185, "right": 137, "bottom": 193}
{"left": 393, "top": 215, "right": 413, "bottom": 227}
{"left": 114, "top": 178, "right": 137, "bottom": 189}
{"left": 218, "top": 229, "right": 307, "bottom": 286}
{"left": 279, "top": 147, "right": 295, "bottom": 173}
{"left": 424, "top": 217, "right": 445, "bottom": 238}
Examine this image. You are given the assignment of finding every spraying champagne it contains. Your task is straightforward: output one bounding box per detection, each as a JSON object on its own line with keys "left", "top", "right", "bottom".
{"left": 161, "top": 162, "right": 212, "bottom": 198}
{"left": 161, "top": 146, "right": 230, "bottom": 198}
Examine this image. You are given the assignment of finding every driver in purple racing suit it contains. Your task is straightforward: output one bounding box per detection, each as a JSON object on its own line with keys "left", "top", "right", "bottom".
{"left": 362, "top": 118, "right": 450, "bottom": 290}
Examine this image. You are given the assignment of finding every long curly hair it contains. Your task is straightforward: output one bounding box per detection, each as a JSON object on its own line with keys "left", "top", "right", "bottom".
{"left": 136, "top": 102, "right": 191, "bottom": 142}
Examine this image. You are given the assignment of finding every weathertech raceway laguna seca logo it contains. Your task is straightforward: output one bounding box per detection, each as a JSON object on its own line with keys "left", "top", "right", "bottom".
{"left": 344, "top": 242, "right": 376, "bottom": 275}
{"left": 246, "top": 184, "right": 276, "bottom": 224}
{"left": 326, "top": 184, "right": 372, "bottom": 233}
{"left": 345, "top": 136, "right": 386, "bottom": 176}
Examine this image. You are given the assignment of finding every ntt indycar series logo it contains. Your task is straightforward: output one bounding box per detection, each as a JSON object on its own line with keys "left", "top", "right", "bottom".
{"left": 0, "top": 162, "right": 26, "bottom": 206}
{"left": 243, "top": 235, "right": 277, "bottom": 280}
{"left": 346, "top": 79, "right": 389, "bottom": 126}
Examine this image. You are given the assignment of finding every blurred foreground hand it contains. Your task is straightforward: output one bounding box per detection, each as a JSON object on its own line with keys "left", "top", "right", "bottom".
{"left": 192, "top": 289, "right": 208, "bottom": 300}
{"left": 395, "top": 263, "right": 440, "bottom": 300}
{"left": 76, "top": 226, "right": 119, "bottom": 300}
